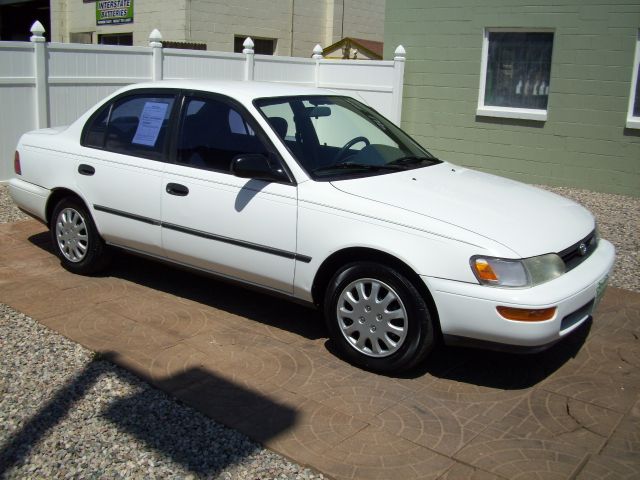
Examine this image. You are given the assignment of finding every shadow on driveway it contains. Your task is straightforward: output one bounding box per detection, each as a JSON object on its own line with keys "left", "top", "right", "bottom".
{"left": 0, "top": 352, "right": 297, "bottom": 477}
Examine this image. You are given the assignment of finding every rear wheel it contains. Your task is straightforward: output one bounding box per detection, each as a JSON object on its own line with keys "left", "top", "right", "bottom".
{"left": 50, "top": 198, "right": 110, "bottom": 275}
{"left": 324, "top": 262, "right": 435, "bottom": 373}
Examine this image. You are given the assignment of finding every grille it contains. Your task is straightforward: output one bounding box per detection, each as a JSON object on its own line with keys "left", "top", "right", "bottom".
{"left": 558, "top": 229, "right": 597, "bottom": 272}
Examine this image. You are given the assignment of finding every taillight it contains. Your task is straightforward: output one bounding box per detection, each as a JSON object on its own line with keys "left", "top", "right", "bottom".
{"left": 14, "top": 151, "right": 21, "bottom": 175}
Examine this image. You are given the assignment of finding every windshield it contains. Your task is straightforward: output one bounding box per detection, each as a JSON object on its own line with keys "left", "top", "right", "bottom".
{"left": 254, "top": 95, "right": 440, "bottom": 179}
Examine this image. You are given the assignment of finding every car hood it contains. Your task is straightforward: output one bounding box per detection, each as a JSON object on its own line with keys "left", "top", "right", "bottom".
{"left": 330, "top": 163, "right": 594, "bottom": 258}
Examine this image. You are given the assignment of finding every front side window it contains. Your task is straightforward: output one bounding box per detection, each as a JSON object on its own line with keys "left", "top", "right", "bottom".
{"left": 255, "top": 96, "right": 440, "bottom": 180}
{"left": 627, "top": 31, "right": 640, "bottom": 129}
{"left": 176, "top": 96, "right": 268, "bottom": 172}
{"left": 83, "top": 93, "right": 175, "bottom": 161}
{"left": 478, "top": 30, "right": 554, "bottom": 121}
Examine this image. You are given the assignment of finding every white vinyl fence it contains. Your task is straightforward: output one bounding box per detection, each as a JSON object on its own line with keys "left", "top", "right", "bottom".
{"left": 0, "top": 21, "right": 407, "bottom": 182}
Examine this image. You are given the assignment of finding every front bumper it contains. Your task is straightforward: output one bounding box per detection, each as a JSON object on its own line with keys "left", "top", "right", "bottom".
{"left": 424, "top": 239, "right": 615, "bottom": 349}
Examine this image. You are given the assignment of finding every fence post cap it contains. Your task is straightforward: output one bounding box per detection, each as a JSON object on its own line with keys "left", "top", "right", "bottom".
{"left": 30, "top": 20, "right": 45, "bottom": 42}
{"left": 394, "top": 45, "right": 406, "bottom": 61}
{"left": 312, "top": 44, "right": 323, "bottom": 59}
{"left": 149, "top": 29, "right": 163, "bottom": 47}
{"left": 243, "top": 37, "right": 254, "bottom": 54}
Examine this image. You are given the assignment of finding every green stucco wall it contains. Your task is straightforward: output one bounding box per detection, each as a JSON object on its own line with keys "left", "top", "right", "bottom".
{"left": 384, "top": 1, "right": 640, "bottom": 196}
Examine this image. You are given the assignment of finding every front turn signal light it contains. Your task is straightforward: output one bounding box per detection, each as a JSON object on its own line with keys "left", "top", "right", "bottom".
{"left": 473, "top": 258, "right": 498, "bottom": 282}
{"left": 497, "top": 306, "right": 557, "bottom": 322}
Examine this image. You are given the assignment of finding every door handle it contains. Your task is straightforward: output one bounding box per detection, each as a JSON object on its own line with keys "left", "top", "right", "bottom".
{"left": 166, "top": 183, "right": 189, "bottom": 196}
{"left": 78, "top": 164, "right": 95, "bottom": 176}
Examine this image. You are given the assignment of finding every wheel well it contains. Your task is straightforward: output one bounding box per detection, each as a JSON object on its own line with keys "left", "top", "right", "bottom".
{"left": 45, "top": 188, "right": 86, "bottom": 225}
{"left": 311, "top": 247, "right": 440, "bottom": 331}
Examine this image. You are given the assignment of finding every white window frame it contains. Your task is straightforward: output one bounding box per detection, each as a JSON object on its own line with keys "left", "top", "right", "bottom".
{"left": 626, "top": 31, "right": 640, "bottom": 129}
{"left": 477, "top": 28, "right": 554, "bottom": 122}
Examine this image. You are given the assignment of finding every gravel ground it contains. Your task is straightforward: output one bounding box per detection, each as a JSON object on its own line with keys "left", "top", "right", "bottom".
{"left": 537, "top": 185, "right": 639, "bottom": 293}
{"left": 0, "top": 305, "right": 324, "bottom": 479}
{"left": 0, "top": 181, "right": 637, "bottom": 478}
{"left": 0, "top": 185, "right": 29, "bottom": 224}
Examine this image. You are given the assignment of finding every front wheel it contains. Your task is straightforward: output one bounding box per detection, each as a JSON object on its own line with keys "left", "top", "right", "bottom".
{"left": 324, "top": 262, "right": 435, "bottom": 373}
{"left": 50, "top": 198, "right": 110, "bottom": 275}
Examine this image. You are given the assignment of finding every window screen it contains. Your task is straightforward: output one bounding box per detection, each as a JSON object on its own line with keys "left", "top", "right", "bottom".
{"left": 484, "top": 32, "right": 554, "bottom": 110}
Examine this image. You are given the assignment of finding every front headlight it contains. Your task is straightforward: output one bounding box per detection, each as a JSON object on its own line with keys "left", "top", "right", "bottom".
{"left": 470, "top": 253, "right": 565, "bottom": 288}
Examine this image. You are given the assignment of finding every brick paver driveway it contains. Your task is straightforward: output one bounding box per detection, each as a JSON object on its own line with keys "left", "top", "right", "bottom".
{"left": 1, "top": 220, "right": 639, "bottom": 479}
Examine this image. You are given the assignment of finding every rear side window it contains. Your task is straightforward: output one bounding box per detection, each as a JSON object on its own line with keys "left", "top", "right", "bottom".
{"left": 83, "top": 93, "right": 175, "bottom": 161}
{"left": 84, "top": 106, "right": 110, "bottom": 148}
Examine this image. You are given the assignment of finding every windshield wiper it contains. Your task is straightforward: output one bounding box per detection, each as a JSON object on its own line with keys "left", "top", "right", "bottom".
{"left": 388, "top": 155, "right": 440, "bottom": 167}
{"left": 313, "top": 162, "right": 404, "bottom": 174}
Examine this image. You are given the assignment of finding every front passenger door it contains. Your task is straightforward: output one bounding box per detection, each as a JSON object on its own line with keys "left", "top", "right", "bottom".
{"left": 161, "top": 94, "right": 298, "bottom": 293}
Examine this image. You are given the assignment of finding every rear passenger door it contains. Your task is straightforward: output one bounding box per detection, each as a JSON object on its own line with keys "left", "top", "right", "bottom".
{"left": 78, "top": 91, "right": 176, "bottom": 256}
{"left": 161, "top": 93, "right": 298, "bottom": 293}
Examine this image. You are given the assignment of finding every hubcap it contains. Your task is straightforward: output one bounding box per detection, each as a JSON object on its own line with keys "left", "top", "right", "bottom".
{"left": 55, "top": 208, "right": 89, "bottom": 263}
{"left": 336, "top": 278, "right": 408, "bottom": 358}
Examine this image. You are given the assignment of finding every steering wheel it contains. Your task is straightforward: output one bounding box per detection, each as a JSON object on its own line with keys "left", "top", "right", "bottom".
{"left": 333, "top": 136, "right": 370, "bottom": 164}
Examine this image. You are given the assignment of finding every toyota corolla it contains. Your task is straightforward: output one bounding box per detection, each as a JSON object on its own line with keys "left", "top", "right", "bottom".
{"left": 9, "top": 80, "right": 615, "bottom": 372}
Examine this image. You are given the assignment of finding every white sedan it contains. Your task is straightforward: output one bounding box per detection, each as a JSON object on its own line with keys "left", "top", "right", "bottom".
{"left": 9, "top": 80, "right": 615, "bottom": 373}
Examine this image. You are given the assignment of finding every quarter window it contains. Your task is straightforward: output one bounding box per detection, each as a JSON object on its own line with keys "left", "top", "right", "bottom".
{"left": 83, "top": 106, "right": 109, "bottom": 148}
{"left": 627, "top": 31, "right": 640, "bottom": 129}
{"left": 177, "top": 96, "right": 268, "bottom": 172}
{"left": 477, "top": 30, "right": 554, "bottom": 121}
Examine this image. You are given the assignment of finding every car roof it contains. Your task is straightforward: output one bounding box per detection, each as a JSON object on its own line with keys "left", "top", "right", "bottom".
{"left": 118, "top": 80, "right": 339, "bottom": 103}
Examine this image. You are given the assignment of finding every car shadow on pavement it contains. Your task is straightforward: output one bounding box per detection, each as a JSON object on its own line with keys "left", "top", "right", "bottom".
{"left": 28, "top": 231, "right": 589, "bottom": 389}
{"left": 27, "top": 232, "right": 328, "bottom": 342}
{"left": 401, "top": 319, "right": 591, "bottom": 389}
{"left": 0, "top": 352, "right": 297, "bottom": 477}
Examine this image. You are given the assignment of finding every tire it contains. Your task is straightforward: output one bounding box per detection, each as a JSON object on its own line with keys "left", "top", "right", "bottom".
{"left": 324, "top": 262, "right": 435, "bottom": 373}
{"left": 50, "top": 198, "right": 110, "bottom": 275}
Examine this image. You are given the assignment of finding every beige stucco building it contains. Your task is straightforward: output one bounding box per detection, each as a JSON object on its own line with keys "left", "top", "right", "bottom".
{"left": 49, "top": 0, "right": 384, "bottom": 57}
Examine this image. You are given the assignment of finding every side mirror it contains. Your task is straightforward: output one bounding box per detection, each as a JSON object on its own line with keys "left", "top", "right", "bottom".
{"left": 231, "top": 154, "right": 289, "bottom": 183}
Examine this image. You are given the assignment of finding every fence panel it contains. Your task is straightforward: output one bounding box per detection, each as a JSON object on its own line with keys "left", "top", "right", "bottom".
{"left": 318, "top": 60, "right": 397, "bottom": 119}
{"left": 0, "top": 42, "right": 36, "bottom": 181}
{"left": 163, "top": 49, "right": 245, "bottom": 81}
{"left": 48, "top": 43, "right": 152, "bottom": 126}
{"left": 254, "top": 56, "right": 316, "bottom": 86}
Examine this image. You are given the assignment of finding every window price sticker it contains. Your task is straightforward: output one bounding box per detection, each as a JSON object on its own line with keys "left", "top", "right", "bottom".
{"left": 132, "top": 102, "right": 169, "bottom": 147}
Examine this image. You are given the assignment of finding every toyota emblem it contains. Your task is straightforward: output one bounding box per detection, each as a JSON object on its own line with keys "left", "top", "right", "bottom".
{"left": 578, "top": 243, "right": 588, "bottom": 256}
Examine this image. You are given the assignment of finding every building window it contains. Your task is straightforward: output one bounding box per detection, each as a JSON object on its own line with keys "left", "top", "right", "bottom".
{"left": 477, "top": 29, "right": 554, "bottom": 121}
{"left": 233, "top": 36, "right": 276, "bottom": 55}
{"left": 627, "top": 31, "right": 640, "bottom": 129}
{"left": 70, "top": 32, "right": 93, "bottom": 44}
{"left": 98, "top": 33, "right": 133, "bottom": 46}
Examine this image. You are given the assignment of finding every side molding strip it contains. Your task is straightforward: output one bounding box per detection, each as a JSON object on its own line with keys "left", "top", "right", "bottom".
{"left": 93, "top": 204, "right": 311, "bottom": 263}
{"left": 93, "top": 204, "right": 161, "bottom": 226}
